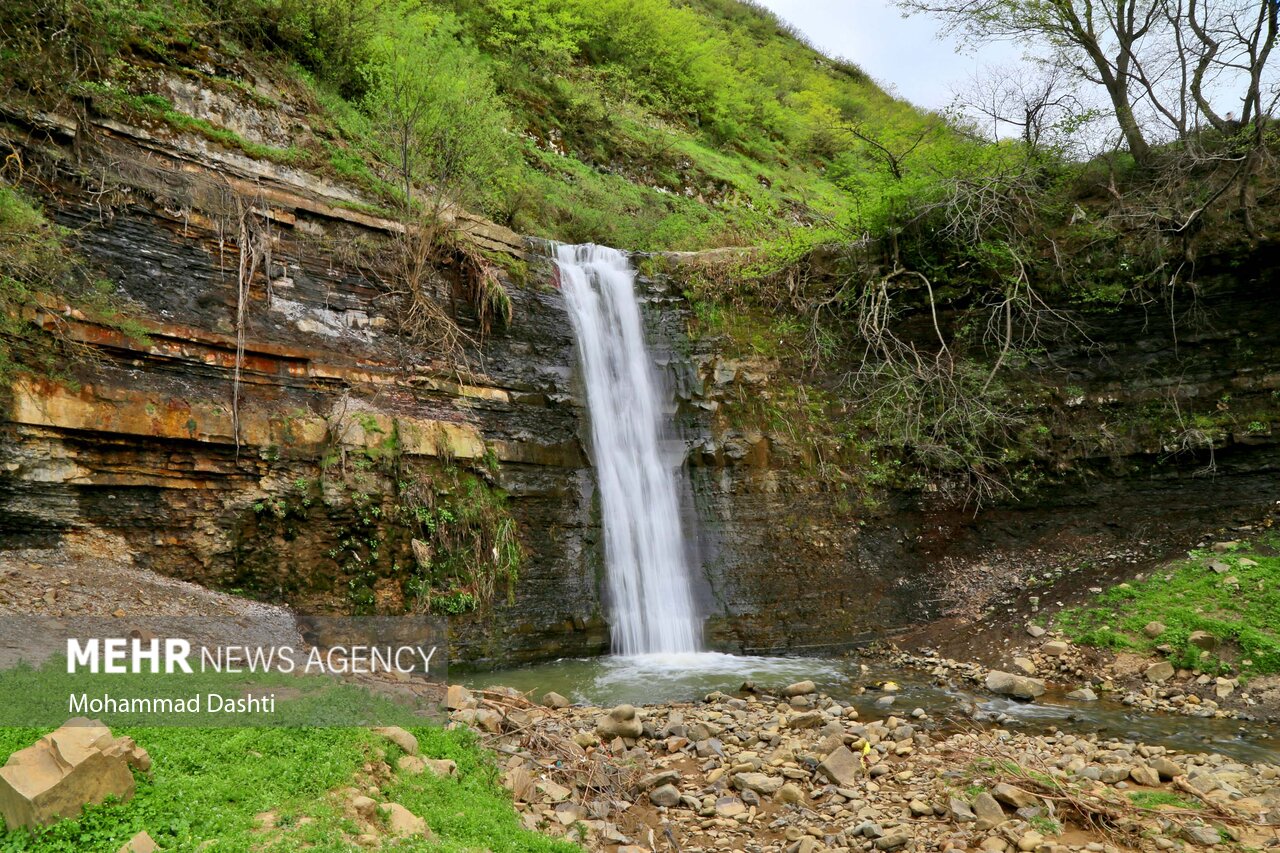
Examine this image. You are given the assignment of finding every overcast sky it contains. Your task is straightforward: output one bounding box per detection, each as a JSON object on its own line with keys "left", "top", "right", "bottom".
{"left": 754, "top": 0, "right": 1024, "bottom": 112}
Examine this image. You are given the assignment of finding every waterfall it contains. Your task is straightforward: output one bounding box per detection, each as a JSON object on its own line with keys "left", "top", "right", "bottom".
{"left": 556, "top": 243, "right": 702, "bottom": 655}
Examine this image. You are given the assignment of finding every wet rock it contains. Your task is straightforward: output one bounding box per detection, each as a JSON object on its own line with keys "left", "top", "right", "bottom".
{"left": 783, "top": 680, "right": 817, "bottom": 697}
{"left": 1067, "top": 688, "right": 1098, "bottom": 701}
{"left": 0, "top": 718, "right": 148, "bottom": 829}
{"left": 985, "top": 670, "right": 1046, "bottom": 699}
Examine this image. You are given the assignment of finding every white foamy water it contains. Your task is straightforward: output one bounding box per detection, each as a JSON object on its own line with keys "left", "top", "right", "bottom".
{"left": 556, "top": 244, "right": 702, "bottom": 654}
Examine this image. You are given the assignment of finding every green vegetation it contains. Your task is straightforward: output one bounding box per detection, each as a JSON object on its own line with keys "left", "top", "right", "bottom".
{"left": 1056, "top": 536, "right": 1280, "bottom": 675}
{"left": 1127, "top": 791, "right": 1200, "bottom": 811}
{"left": 0, "top": 0, "right": 952, "bottom": 250}
{"left": 0, "top": 723, "right": 576, "bottom": 852}
{"left": 0, "top": 180, "right": 148, "bottom": 385}
{"left": 244, "top": 415, "right": 522, "bottom": 616}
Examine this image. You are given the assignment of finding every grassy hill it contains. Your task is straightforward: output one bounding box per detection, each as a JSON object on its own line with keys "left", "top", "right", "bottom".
{"left": 0, "top": 0, "right": 951, "bottom": 250}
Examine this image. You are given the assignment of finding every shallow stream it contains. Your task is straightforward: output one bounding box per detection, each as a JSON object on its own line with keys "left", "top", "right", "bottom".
{"left": 462, "top": 652, "right": 1279, "bottom": 764}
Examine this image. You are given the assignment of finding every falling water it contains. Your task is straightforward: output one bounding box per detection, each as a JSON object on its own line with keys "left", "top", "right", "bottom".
{"left": 556, "top": 243, "right": 702, "bottom": 655}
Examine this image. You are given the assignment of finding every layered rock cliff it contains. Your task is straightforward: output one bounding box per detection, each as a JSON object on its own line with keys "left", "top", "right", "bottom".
{"left": 2, "top": 86, "right": 1279, "bottom": 667}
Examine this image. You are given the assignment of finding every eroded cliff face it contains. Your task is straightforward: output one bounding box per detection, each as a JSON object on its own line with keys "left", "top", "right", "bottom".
{"left": 0, "top": 99, "right": 607, "bottom": 665}
{"left": 3, "top": 90, "right": 1279, "bottom": 667}
{"left": 635, "top": 255, "right": 1280, "bottom": 655}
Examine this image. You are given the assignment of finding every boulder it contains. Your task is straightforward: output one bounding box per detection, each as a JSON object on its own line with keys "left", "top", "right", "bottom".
{"left": 782, "top": 680, "right": 817, "bottom": 697}
{"left": 381, "top": 802, "right": 430, "bottom": 837}
{"left": 973, "top": 792, "right": 1005, "bottom": 828}
{"left": 1151, "top": 758, "right": 1181, "bottom": 780}
{"left": 992, "top": 783, "right": 1039, "bottom": 810}
{"left": 1012, "top": 657, "right": 1037, "bottom": 676}
{"left": 1188, "top": 631, "right": 1219, "bottom": 652}
{"left": 1130, "top": 765, "right": 1161, "bottom": 787}
{"left": 1025, "top": 625, "right": 1046, "bottom": 638}
{"left": 715, "top": 796, "right": 746, "bottom": 817}
{"left": 1041, "top": 640, "right": 1070, "bottom": 656}
{"left": 371, "top": 726, "right": 418, "bottom": 756}
{"left": 541, "top": 691, "right": 570, "bottom": 709}
{"left": 424, "top": 758, "right": 457, "bottom": 777}
{"left": 1143, "top": 621, "right": 1167, "bottom": 638}
{"left": 0, "top": 718, "right": 148, "bottom": 830}
{"left": 596, "top": 705, "right": 643, "bottom": 739}
{"left": 817, "top": 745, "right": 861, "bottom": 787}
{"left": 445, "top": 684, "right": 474, "bottom": 710}
{"left": 1145, "top": 662, "right": 1176, "bottom": 682}
{"left": 1066, "top": 688, "right": 1098, "bottom": 701}
{"left": 985, "top": 670, "right": 1046, "bottom": 700}
{"left": 950, "top": 797, "right": 976, "bottom": 822}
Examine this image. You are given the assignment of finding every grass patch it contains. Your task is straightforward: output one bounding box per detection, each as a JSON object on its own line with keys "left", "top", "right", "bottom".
{"left": 0, "top": 724, "right": 577, "bottom": 852}
{"left": 1055, "top": 535, "right": 1280, "bottom": 675}
{"left": 1128, "top": 791, "right": 1200, "bottom": 810}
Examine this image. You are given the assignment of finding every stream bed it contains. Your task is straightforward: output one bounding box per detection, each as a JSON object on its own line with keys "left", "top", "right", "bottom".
{"left": 462, "top": 652, "right": 1279, "bottom": 764}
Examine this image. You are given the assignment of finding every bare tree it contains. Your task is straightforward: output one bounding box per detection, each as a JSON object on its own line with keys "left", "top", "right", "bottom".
{"left": 951, "top": 64, "right": 1097, "bottom": 152}
{"left": 901, "top": 0, "right": 1278, "bottom": 165}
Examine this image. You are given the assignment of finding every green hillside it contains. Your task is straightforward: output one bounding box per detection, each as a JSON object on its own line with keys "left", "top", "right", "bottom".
{"left": 0, "top": 0, "right": 953, "bottom": 250}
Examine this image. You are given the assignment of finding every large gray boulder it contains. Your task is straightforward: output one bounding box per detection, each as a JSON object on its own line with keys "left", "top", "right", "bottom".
{"left": 985, "top": 670, "right": 1046, "bottom": 699}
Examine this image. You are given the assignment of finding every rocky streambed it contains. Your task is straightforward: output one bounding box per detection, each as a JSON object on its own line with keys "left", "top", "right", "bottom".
{"left": 445, "top": 678, "right": 1280, "bottom": 853}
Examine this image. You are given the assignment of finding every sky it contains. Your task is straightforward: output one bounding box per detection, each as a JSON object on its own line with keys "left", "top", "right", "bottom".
{"left": 754, "top": 0, "right": 1025, "bottom": 112}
